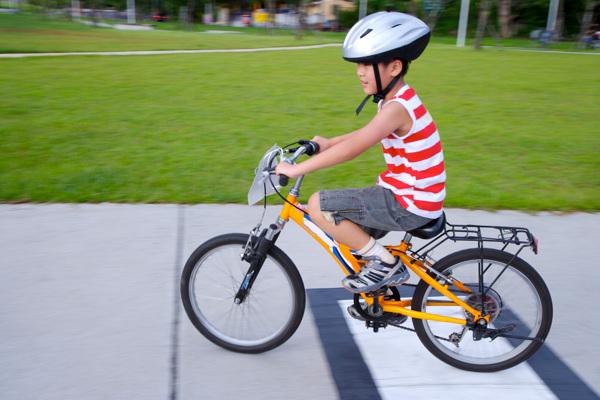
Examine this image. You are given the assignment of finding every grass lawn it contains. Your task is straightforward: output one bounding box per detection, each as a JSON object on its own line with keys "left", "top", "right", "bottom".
{"left": 1, "top": 13, "right": 598, "bottom": 211}
{"left": 0, "top": 13, "right": 345, "bottom": 53}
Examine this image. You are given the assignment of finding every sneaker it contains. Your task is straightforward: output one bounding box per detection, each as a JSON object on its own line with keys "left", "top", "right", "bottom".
{"left": 342, "top": 256, "right": 409, "bottom": 293}
{"left": 347, "top": 304, "right": 408, "bottom": 325}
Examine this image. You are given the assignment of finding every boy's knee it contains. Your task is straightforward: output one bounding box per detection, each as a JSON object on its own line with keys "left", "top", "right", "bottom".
{"left": 307, "top": 192, "right": 321, "bottom": 214}
{"left": 308, "top": 192, "right": 335, "bottom": 224}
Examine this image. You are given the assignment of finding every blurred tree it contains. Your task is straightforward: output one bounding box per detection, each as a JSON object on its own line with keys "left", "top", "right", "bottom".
{"left": 473, "top": 0, "right": 501, "bottom": 48}
{"left": 577, "top": 0, "right": 599, "bottom": 47}
{"left": 26, "top": 0, "right": 594, "bottom": 40}
{"left": 422, "top": 0, "right": 446, "bottom": 31}
{"left": 498, "top": 0, "right": 510, "bottom": 37}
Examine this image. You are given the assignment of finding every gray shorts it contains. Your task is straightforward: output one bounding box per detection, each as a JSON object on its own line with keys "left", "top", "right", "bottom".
{"left": 319, "top": 186, "right": 432, "bottom": 240}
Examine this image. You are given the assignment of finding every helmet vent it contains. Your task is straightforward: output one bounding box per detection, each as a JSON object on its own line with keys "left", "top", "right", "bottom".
{"left": 391, "top": 23, "right": 402, "bottom": 28}
{"left": 360, "top": 28, "right": 373, "bottom": 38}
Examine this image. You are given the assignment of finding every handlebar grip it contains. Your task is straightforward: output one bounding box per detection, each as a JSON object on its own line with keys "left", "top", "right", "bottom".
{"left": 298, "top": 140, "right": 320, "bottom": 156}
{"left": 279, "top": 174, "right": 289, "bottom": 187}
{"left": 266, "top": 166, "right": 289, "bottom": 187}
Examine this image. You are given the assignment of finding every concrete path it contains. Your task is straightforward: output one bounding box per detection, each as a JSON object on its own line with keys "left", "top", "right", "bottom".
{"left": 3, "top": 44, "right": 599, "bottom": 59}
{"left": 1, "top": 203, "right": 599, "bottom": 399}
{"left": 0, "top": 44, "right": 343, "bottom": 58}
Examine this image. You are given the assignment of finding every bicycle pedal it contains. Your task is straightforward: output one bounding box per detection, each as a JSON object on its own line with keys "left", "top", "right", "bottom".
{"left": 366, "top": 320, "right": 387, "bottom": 333}
{"left": 364, "top": 287, "right": 389, "bottom": 298}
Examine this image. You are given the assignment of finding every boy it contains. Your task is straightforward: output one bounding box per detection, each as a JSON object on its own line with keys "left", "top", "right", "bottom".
{"left": 276, "top": 12, "right": 445, "bottom": 296}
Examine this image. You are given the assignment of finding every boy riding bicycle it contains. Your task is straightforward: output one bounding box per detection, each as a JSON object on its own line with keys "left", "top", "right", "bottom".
{"left": 276, "top": 12, "right": 445, "bottom": 297}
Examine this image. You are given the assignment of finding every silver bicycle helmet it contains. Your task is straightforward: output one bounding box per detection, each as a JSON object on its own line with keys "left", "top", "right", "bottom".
{"left": 343, "top": 12, "right": 431, "bottom": 114}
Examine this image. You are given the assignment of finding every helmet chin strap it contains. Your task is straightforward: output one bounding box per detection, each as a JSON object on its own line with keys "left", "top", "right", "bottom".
{"left": 355, "top": 63, "right": 401, "bottom": 116}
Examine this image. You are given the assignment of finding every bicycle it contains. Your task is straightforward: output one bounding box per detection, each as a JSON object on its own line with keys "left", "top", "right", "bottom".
{"left": 180, "top": 140, "right": 553, "bottom": 372}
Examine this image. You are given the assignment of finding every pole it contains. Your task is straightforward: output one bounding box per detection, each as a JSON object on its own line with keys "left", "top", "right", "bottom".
{"left": 359, "top": 0, "right": 367, "bottom": 20}
{"left": 71, "top": 0, "right": 80, "bottom": 21}
{"left": 546, "top": 0, "right": 559, "bottom": 31}
{"left": 127, "top": 0, "right": 136, "bottom": 24}
{"left": 457, "top": 0, "right": 470, "bottom": 46}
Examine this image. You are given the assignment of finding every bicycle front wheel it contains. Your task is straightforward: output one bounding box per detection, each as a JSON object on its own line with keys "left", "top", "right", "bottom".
{"left": 180, "top": 233, "right": 306, "bottom": 353}
{"left": 412, "top": 248, "right": 552, "bottom": 372}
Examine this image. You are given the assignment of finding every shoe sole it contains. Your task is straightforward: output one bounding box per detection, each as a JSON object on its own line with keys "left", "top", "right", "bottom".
{"left": 385, "top": 272, "right": 410, "bottom": 287}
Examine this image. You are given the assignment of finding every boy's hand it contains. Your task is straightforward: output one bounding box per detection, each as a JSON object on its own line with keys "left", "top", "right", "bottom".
{"left": 275, "top": 162, "right": 299, "bottom": 179}
{"left": 311, "top": 136, "right": 330, "bottom": 153}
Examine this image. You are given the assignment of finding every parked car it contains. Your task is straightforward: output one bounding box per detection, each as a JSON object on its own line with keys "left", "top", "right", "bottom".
{"left": 321, "top": 21, "right": 340, "bottom": 32}
{"left": 240, "top": 14, "right": 251, "bottom": 26}
{"left": 152, "top": 11, "right": 169, "bottom": 22}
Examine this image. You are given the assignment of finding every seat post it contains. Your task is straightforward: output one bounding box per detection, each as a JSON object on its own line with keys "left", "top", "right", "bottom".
{"left": 402, "top": 233, "right": 413, "bottom": 245}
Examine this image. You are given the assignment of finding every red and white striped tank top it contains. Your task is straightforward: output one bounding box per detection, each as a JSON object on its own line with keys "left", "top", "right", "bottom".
{"left": 376, "top": 85, "right": 446, "bottom": 219}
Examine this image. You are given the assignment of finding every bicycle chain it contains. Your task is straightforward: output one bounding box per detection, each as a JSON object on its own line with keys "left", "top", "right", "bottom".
{"left": 381, "top": 283, "right": 453, "bottom": 343}
{"left": 387, "top": 321, "right": 453, "bottom": 343}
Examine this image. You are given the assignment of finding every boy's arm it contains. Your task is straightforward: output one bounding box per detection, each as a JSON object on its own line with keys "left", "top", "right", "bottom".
{"left": 310, "top": 132, "right": 354, "bottom": 153}
{"left": 277, "top": 102, "right": 412, "bottom": 179}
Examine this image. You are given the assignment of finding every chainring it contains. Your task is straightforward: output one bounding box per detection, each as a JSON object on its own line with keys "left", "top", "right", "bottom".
{"left": 353, "top": 286, "right": 401, "bottom": 322}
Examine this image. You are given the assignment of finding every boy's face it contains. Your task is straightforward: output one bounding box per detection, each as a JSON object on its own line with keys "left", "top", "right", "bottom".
{"left": 356, "top": 62, "right": 401, "bottom": 95}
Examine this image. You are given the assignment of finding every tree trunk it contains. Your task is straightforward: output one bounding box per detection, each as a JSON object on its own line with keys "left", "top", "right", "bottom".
{"left": 555, "top": 0, "right": 564, "bottom": 39}
{"left": 498, "top": 0, "right": 511, "bottom": 38}
{"left": 186, "top": 0, "right": 195, "bottom": 27}
{"left": 408, "top": 0, "right": 418, "bottom": 16}
{"left": 474, "top": 0, "right": 491, "bottom": 49}
{"left": 425, "top": 0, "right": 446, "bottom": 32}
{"left": 295, "top": 0, "right": 308, "bottom": 39}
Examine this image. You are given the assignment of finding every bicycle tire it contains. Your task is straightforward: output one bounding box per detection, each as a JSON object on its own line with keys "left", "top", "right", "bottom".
{"left": 412, "top": 248, "right": 552, "bottom": 372}
{"left": 180, "top": 233, "right": 306, "bottom": 353}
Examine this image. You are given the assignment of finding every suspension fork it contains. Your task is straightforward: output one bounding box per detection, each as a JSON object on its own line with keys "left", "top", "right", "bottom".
{"left": 234, "top": 221, "right": 284, "bottom": 304}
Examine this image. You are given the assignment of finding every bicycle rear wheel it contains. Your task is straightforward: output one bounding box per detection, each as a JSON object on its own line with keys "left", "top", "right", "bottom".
{"left": 181, "top": 233, "right": 305, "bottom": 353}
{"left": 412, "top": 248, "right": 552, "bottom": 372}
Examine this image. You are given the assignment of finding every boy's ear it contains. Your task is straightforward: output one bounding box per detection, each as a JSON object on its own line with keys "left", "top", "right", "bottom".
{"left": 391, "top": 59, "right": 403, "bottom": 76}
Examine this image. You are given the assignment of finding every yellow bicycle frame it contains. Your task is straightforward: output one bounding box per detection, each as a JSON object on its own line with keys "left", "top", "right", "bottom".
{"left": 278, "top": 193, "right": 489, "bottom": 326}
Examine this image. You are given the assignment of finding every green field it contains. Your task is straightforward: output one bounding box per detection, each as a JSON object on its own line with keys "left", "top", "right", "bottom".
{"left": 1, "top": 13, "right": 598, "bottom": 211}
{"left": 0, "top": 12, "right": 345, "bottom": 53}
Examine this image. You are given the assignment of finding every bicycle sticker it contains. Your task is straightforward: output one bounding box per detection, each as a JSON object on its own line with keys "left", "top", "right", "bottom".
{"left": 302, "top": 214, "right": 354, "bottom": 275}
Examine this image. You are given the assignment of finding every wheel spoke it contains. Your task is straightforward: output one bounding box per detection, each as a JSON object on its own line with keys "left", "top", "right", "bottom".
{"left": 180, "top": 234, "right": 305, "bottom": 353}
{"left": 412, "top": 248, "right": 552, "bottom": 372}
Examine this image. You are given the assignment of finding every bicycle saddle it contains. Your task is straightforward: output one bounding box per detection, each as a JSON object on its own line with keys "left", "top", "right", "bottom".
{"left": 407, "top": 212, "right": 446, "bottom": 239}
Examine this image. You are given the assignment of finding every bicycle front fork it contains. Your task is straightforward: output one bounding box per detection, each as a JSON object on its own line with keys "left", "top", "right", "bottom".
{"left": 235, "top": 221, "right": 284, "bottom": 304}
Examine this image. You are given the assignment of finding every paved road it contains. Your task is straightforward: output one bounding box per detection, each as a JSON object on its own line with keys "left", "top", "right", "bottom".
{"left": 1, "top": 203, "right": 599, "bottom": 399}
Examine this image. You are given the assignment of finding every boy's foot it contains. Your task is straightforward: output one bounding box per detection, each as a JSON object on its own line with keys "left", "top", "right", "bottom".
{"left": 347, "top": 304, "right": 408, "bottom": 325}
{"left": 342, "top": 255, "right": 409, "bottom": 293}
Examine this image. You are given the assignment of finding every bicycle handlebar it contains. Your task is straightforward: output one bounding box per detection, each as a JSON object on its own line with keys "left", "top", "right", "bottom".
{"left": 287, "top": 140, "right": 320, "bottom": 157}
{"left": 273, "top": 140, "right": 320, "bottom": 187}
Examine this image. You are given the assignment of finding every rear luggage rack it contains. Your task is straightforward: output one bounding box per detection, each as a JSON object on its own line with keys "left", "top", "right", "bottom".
{"left": 445, "top": 223, "right": 537, "bottom": 252}
{"left": 408, "top": 222, "right": 538, "bottom": 264}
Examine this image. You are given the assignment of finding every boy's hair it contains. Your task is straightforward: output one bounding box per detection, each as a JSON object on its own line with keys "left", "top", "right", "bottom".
{"left": 383, "top": 57, "right": 410, "bottom": 78}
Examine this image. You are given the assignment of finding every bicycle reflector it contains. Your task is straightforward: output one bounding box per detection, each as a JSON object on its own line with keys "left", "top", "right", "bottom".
{"left": 533, "top": 236, "right": 539, "bottom": 254}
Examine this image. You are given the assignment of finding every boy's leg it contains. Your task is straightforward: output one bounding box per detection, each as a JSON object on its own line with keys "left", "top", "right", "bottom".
{"left": 307, "top": 192, "right": 371, "bottom": 250}
{"left": 308, "top": 190, "right": 409, "bottom": 293}
{"left": 308, "top": 192, "right": 410, "bottom": 293}
{"left": 307, "top": 191, "right": 395, "bottom": 262}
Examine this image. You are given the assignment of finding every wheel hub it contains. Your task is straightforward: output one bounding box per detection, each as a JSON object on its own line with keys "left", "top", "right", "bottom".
{"left": 463, "top": 288, "right": 502, "bottom": 323}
